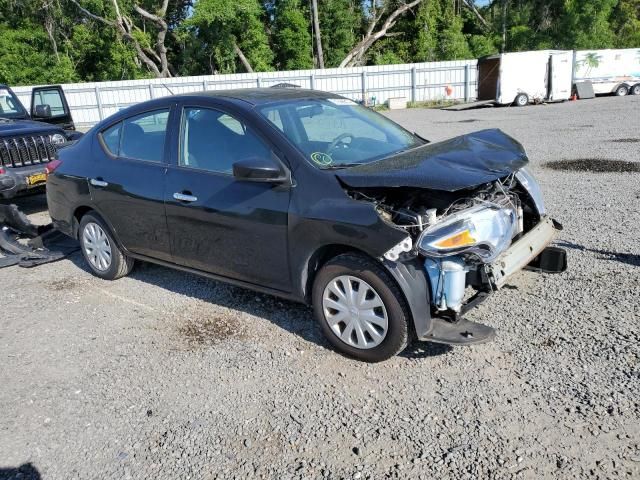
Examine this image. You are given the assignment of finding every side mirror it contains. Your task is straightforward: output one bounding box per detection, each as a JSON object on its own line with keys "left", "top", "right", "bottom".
{"left": 34, "top": 104, "right": 52, "bottom": 118}
{"left": 233, "top": 157, "right": 288, "bottom": 183}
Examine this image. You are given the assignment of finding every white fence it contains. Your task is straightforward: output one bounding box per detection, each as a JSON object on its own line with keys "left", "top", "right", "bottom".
{"left": 13, "top": 60, "right": 477, "bottom": 127}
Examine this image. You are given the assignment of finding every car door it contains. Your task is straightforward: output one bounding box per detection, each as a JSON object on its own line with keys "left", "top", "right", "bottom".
{"left": 164, "top": 103, "right": 292, "bottom": 292}
{"left": 89, "top": 107, "right": 174, "bottom": 262}
{"left": 30, "top": 85, "right": 75, "bottom": 130}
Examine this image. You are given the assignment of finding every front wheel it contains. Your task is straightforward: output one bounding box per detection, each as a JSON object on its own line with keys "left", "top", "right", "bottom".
{"left": 79, "top": 213, "right": 134, "bottom": 280}
{"left": 312, "top": 253, "right": 410, "bottom": 362}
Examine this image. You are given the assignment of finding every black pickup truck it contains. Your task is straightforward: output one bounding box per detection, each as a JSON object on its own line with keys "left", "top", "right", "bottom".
{"left": 0, "top": 84, "right": 82, "bottom": 199}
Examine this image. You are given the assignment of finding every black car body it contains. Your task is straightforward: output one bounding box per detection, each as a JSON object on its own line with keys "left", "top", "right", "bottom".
{"left": 0, "top": 84, "right": 80, "bottom": 199}
{"left": 47, "top": 88, "right": 566, "bottom": 361}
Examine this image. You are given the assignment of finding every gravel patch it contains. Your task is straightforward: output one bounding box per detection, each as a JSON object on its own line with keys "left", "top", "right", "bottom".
{"left": 1, "top": 95, "right": 639, "bottom": 479}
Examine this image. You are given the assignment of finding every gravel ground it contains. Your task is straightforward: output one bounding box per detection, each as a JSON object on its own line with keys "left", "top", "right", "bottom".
{"left": 1, "top": 95, "right": 639, "bottom": 480}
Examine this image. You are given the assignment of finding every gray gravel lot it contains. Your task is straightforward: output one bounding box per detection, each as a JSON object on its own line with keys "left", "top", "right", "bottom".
{"left": 1, "top": 95, "right": 639, "bottom": 479}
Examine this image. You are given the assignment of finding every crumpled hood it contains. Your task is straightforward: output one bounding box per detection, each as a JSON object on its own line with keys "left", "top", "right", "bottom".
{"left": 336, "top": 129, "right": 529, "bottom": 192}
{"left": 0, "top": 118, "right": 61, "bottom": 137}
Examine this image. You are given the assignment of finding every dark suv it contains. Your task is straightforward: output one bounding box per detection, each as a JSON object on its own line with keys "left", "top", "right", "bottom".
{"left": 0, "top": 84, "right": 80, "bottom": 199}
{"left": 46, "top": 88, "right": 566, "bottom": 362}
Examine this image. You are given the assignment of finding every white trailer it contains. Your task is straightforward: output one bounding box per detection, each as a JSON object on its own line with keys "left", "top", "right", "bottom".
{"left": 477, "top": 50, "right": 574, "bottom": 106}
{"left": 574, "top": 48, "right": 640, "bottom": 96}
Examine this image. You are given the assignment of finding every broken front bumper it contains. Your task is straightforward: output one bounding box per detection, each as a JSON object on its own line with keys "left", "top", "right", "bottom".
{"left": 489, "top": 216, "right": 565, "bottom": 289}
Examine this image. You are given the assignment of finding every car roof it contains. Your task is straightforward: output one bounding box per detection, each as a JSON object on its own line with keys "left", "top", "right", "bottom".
{"left": 177, "top": 88, "right": 344, "bottom": 106}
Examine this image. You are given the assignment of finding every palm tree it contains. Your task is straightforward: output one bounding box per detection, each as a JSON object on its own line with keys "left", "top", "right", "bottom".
{"left": 578, "top": 52, "right": 603, "bottom": 78}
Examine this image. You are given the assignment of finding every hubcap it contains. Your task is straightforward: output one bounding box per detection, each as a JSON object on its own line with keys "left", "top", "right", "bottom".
{"left": 82, "top": 222, "right": 112, "bottom": 271}
{"left": 322, "top": 275, "right": 388, "bottom": 350}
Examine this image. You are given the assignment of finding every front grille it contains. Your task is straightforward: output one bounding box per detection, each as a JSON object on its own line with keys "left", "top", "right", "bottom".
{"left": 0, "top": 135, "right": 57, "bottom": 168}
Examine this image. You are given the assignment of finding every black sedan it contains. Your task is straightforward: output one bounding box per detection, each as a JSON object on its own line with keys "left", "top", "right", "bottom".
{"left": 47, "top": 88, "right": 566, "bottom": 362}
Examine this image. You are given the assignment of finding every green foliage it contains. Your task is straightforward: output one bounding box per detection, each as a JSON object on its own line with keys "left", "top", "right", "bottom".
{"left": 271, "top": 0, "right": 313, "bottom": 70}
{"left": 0, "top": 0, "right": 639, "bottom": 84}
{"left": 319, "top": 0, "right": 361, "bottom": 67}
{"left": 611, "top": 0, "right": 640, "bottom": 48}
{"left": 0, "top": 22, "right": 77, "bottom": 85}
{"left": 187, "top": 0, "right": 274, "bottom": 74}
{"left": 65, "top": 25, "right": 148, "bottom": 81}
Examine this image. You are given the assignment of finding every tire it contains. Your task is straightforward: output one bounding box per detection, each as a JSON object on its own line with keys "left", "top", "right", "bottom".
{"left": 312, "top": 253, "right": 410, "bottom": 362}
{"left": 614, "top": 85, "right": 629, "bottom": 96}
{"left": 630, "top": 84, "right": 640, "bottom": 96}
{"left": 514, "top": 93, "right": 529, "bottom": 107}
{"left": 79, "top": 212, "right": 134, "bottom": 280}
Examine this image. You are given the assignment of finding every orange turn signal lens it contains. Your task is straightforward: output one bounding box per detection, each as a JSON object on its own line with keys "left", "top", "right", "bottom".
{"left": 434, "top": 229, "right": 476, "bottom": 249}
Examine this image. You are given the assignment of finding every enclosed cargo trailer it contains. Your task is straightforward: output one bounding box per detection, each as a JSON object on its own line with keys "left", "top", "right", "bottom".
{"left": 477, "top": 50, "right": 574, "bottom": 106}
{"left": 574, "top": 48, "right": 640, "bottom": 96}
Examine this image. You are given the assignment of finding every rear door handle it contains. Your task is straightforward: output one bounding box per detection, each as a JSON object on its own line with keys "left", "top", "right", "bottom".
{"left": 173, "top": 192, "right": 198, "bottom": 203}
{"left": 90, "top": 178, "right": 108, "bottom": 187}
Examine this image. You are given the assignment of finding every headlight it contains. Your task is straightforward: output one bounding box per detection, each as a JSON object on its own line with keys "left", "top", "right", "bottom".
{"left": 417, "top": 204, "right": 518, "bottom": 262}
{"left": 50, "top": 133, "right": 66, "bottom": 145}
{"left": 515, "top": 167, "right": 545, "bottom": 215}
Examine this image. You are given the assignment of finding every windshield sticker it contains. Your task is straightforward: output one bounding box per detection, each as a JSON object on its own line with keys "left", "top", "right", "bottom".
{"left": 326, "top": 98, "right": 357, "bottom": 106}
{"left": 310, "top": 152, "right": 333, "bottom": 166}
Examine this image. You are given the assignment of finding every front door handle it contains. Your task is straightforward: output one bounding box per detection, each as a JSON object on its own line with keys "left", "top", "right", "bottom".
{"left": 173, "top": 192, "right": 198, "bottom": 203}
{"left": 90, "top": 178, "right": 108, "bottom": 187}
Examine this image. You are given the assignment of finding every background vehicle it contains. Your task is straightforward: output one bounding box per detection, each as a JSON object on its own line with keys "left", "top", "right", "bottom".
{"left": 574, "top": 48, "right": 640, "bottom": 97}
{"left": 47, "top": 89, "right": 566, "bottom": 362}
{"left": 477, "top": 50, "right": 574, "bottom": 106}
{"left": 0, "top": 84, "right": 81, "bottom": 199}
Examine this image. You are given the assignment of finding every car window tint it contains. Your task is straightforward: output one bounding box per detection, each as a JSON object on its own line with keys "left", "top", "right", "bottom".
{"left": 120, "top": 109, "right": 169, "bottom": 162}
{"left": 101, "top": 122, "right": 122, "bottom": 155}
{"left": 33, "top": 89, "right": 65, "bottom": 116}
{"left": 299, "top": 104, "right": 386, "bottom": 143}
{"left": 180, "top": 107, "right": 271, "bottom": 174}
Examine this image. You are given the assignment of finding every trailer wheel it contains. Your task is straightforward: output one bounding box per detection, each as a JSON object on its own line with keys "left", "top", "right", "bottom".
{"left": 514, "top": 93, "right": 529, "bottom": 107}
{"left": 630, "top": 84, "right": 640, "bottom": 96}
{"left": 614, "top": 85, "right": 629, "bottom": 96}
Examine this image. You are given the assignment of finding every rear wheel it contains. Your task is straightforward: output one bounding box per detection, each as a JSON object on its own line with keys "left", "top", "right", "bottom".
{"left": 79, "top": 213, "right": 133, "bottom": 280}
{"left": 514, "top": 93, "right": 529, "bottom": 107}
{"left": 614, "top": 84, "right": 629, "bottom": 96}
{"left": 312, "top": 253, "right": 410, "bottom": 362}
{"left": 630, "top": 84, "right": 640, "bottom": 96}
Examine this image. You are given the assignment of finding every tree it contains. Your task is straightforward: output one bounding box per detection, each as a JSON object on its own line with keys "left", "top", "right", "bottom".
{"left": 70, "top": 0, "right": 174, "bottom": 77}
{"left": 272, "top": 0, "right": 313, "bottom": 70}
{"left": 187, "top": 0, "right": 273, "bottom": 74}
{"left": 310, "top": 0, "right": 324, "bottom": 68}
{"left": 318, "top": 0, "right": 361, "bottom": 67}
{"left": 0, "top": 22, "right": 77, "bottom": 84}
{"left": 339, "top": 0, "right": 425, "bottom": 68}
{"left": 561, "top": 0, "right": 617, "bottom": 49}
{"left": 611, "top": 0, "right": 640, "bottom": 48}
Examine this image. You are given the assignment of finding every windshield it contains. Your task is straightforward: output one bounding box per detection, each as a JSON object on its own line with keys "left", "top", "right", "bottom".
{"left": 0, "top": 88, "right": 27, "bottom": 118}
{"left": 258, "top": 98, "right": 422, "bottom": 169}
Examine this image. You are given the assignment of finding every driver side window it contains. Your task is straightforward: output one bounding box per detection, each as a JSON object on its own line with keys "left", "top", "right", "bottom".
{"left": 180, "top": 107, "right": 271, "bottom": 174}
{"left": 298, "top": 104, "right": 386, "bottom": 143}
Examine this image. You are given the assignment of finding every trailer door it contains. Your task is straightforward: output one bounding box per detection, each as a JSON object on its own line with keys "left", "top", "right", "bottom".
{"left": 549, "top": 52, "right": 573, "bottom": 101}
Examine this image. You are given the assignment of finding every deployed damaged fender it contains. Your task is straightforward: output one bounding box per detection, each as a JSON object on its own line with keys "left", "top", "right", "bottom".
{"left": 335, "top": 129, "right": 528, "bottom": 191}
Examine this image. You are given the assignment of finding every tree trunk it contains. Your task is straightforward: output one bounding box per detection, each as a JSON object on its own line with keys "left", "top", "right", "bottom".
{"left": 311, "top": 0, "right": 324, "bottom": 69}
{"left": 70, "top": 0, "right": 172, "bottom": 78}
{"left": 339, "top": 0, "right": 424, "bottom": 68}
{"left": 234, "top": 43, "right": 254, "bottom": 73}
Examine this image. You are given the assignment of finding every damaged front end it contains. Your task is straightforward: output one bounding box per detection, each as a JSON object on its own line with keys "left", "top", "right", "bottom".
{"left": 338, "top": 130, "right": 567, "bottom": 345}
